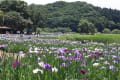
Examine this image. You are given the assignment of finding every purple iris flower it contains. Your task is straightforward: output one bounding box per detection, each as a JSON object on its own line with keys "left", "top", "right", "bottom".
{"left": 69, "top": 56, "right": 74, "bottom": 60}
{"left": 74, "top": 50, "right": 81, "bottom": 57}
{"left": 83, "top": 50, "right": 87, "bottom": 53}
{"left": 60, "top": 56, "right": 66, "bottom": 60}
{"left": 44, "top": 64, "right": 52, "bottom": 71}
{"left": 113, "top": 60, "right": 118, "bottom": 64}
{"left": 2, "top": 44, "right": 6, "bottom": 48}
{"left": 109, "top": 65, "right": 114, "bottom": 70}
{"left": 61, "top": 63, "right": 66, "bottom": 67}
{"left": 101, "top": 66, "right": 106, "bottom": 69}
{"left": 13, "top": 61, "right": 22, "bottom": 68}
{"left": 112, "top": 55, "right": 118, "bottom": 59}
{"left": 0, "top": 44, "right": 7, "bottom": 48}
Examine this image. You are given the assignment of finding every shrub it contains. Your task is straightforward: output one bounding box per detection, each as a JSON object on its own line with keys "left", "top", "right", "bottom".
{"left": 112, "top": 29, "right": 120, "bottom": 34}
{"left": 102, "top": 28, "right": 111, "bottom": 34}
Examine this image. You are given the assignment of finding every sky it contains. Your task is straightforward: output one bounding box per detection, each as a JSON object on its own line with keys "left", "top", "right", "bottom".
{"left": 22, "top": 0, "right": 120, "bottom": 10}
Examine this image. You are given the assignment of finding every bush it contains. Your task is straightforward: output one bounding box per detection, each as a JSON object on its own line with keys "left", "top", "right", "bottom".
{"left": 112, "top": 29, "right": 120, "bottom": 34}
{"left": 102, "top": 28, "right": 111, "bottom": 34}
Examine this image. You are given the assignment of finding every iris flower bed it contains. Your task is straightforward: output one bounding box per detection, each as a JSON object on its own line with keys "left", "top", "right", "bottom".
{"left": 0, "top": 40, "right": 120, "bottom": 80}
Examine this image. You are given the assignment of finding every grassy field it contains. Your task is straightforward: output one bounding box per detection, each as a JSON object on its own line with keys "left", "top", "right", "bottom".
{"left": 59, "top": 34, "right": 120, "bottom": 43}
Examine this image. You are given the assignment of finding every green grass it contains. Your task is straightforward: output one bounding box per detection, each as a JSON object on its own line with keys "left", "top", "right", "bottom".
{"left": 59, "top": 34, "right": 120, "bottom": 43}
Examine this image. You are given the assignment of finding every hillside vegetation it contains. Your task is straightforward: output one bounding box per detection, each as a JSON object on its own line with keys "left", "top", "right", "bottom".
{"left": 30, "top": 1, "right": 120, "bottom": 32}
{"left": 0, "top": 0, "right": 120, "bottom": 33}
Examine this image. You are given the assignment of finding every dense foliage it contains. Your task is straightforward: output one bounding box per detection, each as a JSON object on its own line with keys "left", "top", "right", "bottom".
{"left": 0, "top": 0, "right": 32, "bottom": 32}
{"left": 0, "top": 0, "right": 45, "bottom": 33}
{"left": 29, "top": 1, "right": 120, "bottom": 33}
{"left": 0, "top": 0, "right": 120, "bottom": 33}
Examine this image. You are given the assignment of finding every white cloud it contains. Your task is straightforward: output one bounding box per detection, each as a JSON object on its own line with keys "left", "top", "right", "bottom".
{"left": 23, "top": 0, "right": 120, "bottom": 10}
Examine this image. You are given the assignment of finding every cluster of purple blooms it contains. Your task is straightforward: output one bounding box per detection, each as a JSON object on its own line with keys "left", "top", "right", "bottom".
{"left": 44, "top": 64, "right": 52, "bottom": 71}
{"left": 0, "top": 44, "right": 7, "bottom": 48}
{"left": 13, "top": 61, "right": 22, "bottom": 68}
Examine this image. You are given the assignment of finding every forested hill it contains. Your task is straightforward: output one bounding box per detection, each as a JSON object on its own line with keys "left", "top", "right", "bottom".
{"left": 29, "top": 1, "right": 120, "bottom": 32}
{"left": 0, "top": 0, "right": 120, "bottom": 33}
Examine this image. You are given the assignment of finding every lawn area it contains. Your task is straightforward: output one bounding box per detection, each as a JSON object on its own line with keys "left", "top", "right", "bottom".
{"left": 59, "top": 34, "right": 120, "bottom": 43}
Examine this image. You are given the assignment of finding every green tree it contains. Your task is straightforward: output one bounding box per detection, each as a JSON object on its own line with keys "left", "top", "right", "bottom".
{"left": 0, "top": 10, "right": 4, "bottom": 26}
{"left": 77, "top": 19, "right": 96, "bottom": 34}
{"left": 30, "top": 8, "right": 47, "bottom": 32}
{"left": 4, "top": 11, "right": 32, "bottom": 32}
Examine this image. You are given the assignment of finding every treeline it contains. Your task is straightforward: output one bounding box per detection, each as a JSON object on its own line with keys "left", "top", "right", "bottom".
{"left": 0, "top": 0, "right": 120, "bottom": 34}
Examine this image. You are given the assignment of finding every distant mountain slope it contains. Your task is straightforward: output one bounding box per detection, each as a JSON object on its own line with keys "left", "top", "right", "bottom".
{"left": 29, "top": 1, "right": 120, "bottom": 32}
